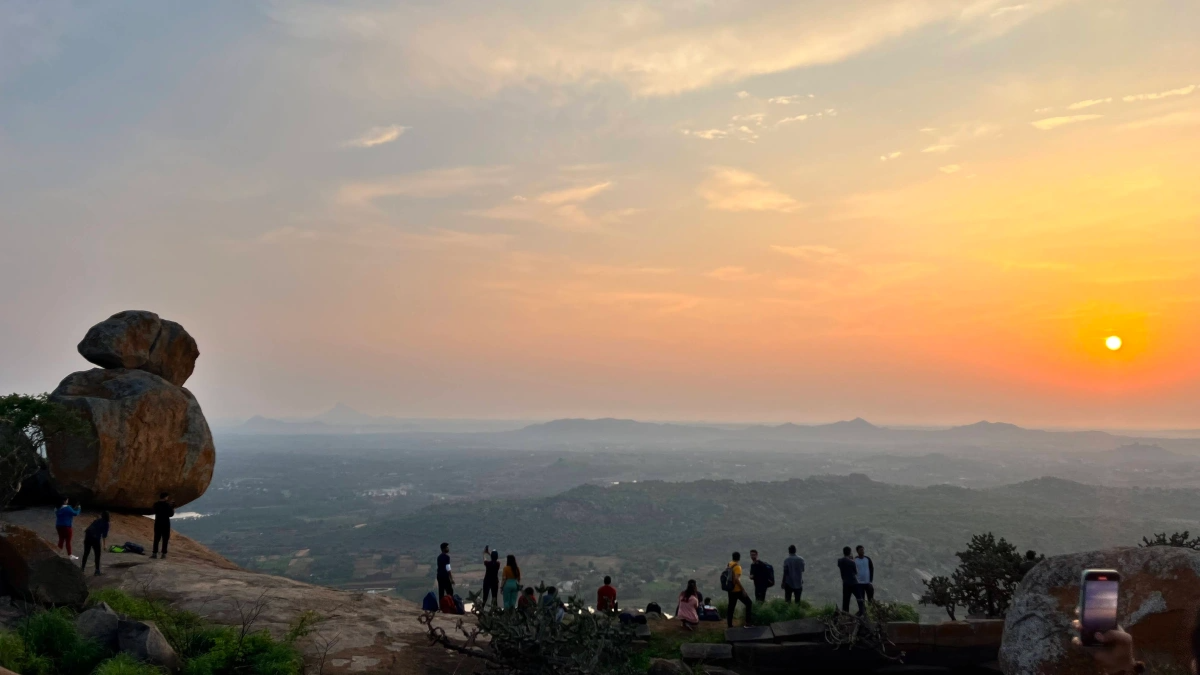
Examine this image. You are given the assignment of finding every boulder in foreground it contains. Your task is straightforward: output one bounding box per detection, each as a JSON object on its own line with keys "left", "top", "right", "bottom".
{"left": 47, "top": 368, "right": 215, "bottom": 510}
{"left": 77, "top": 602, "right": 121, "bottom": 650}
{"left": 1000, "top": 545, "right": 1200, "bottom": 675}
{"left": 78, "top": 310, "right": 199, "bottom": 386}
{"left": 0, "top": 523, "right": 89, "bottom": 607}
{"left": 118, "top": 619, "right": 180, "bottom": 669}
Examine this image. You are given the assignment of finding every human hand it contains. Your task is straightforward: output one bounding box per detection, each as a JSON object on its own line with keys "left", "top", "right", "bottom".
{"left": 1072, "top": 617, "right": 1137, "bottom": 674}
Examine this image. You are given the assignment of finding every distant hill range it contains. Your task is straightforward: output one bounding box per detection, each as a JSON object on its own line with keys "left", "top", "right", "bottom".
{"left": 221, "top": 405, "right": 1200, "bottom": 454}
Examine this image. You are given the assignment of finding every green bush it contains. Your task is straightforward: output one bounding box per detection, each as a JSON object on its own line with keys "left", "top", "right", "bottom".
{"left": 868, "top": 600, "right": 920, "bottom": 624}
{"left": 19, "top": 608, "right": 80, "bottom": 662}
{"left": 93, "top": 653, "right": 163, "bottom": 675}
{"left": 750, "top": 599, "right": 814, "bottom": 624}
{"left": 0, "top": 631, "right": 29, "bottom": 672}
{"left": 60, "top": 638, "right": 111, "bottom": 675}
{"left": 88, "top": 588, "right": 161, "bottom": 619}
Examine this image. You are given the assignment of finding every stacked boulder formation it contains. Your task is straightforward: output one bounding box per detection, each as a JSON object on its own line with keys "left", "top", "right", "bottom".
{"left": 46, "top": 311, "right": 215, "bottom": 511}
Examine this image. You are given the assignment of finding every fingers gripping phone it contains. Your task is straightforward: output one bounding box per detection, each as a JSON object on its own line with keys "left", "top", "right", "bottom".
{"left": 1079, "top": 569, "right": 1121, "bottom": 645}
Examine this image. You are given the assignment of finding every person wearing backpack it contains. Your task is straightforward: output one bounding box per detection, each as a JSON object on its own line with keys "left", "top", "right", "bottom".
{"left": 721, "top": 551, "right": 754, "bottom": 628}
{"left": 838, "top": 546, "right": 865, "bottom": 615}
{"left": 748, "top": 549, "right": 774, "bottom": 603}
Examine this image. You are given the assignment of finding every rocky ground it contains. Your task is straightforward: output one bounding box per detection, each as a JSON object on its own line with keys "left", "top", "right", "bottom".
{"left": 1, "top": 508, "right": 481, "bottom": 675}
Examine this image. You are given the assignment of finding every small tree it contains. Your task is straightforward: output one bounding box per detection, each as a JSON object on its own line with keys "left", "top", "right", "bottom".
{"left": 0, "top": 393, "right": 92, "bottom": 509}
{"left": 920, "top": 533, "right": 1037, "bottom": 620}
{"left": 919, "top": 575, "right": 958, "bottom": 621}
{"left": 425, "top": 586, "right": 638, "bottom": 675}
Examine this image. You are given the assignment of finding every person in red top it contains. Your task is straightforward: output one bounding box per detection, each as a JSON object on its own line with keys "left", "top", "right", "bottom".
{"left": 597, "top": 576, "right": 618, "bottom": 612}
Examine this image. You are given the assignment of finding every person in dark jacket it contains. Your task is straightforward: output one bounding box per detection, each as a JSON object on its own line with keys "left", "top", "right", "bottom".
{"left": 481, "top": 547, "right": 501, "bottom": 610}
{"left": 152, "top": 492, "right": 174, "bottom": 559}
{"left": 782, "top": 545, "right": 806, "bottom": 604}
{"left": 748, "top": 549, "right": 771, "bottom": 602}
{"left": 436, "top": 542, "right": 454, "bottom": 598}
{"left": 838, "top": 546, "right": 864, "bottom": 614}
{"left": 81, "top": 511, "right": 110, "bottom": 575}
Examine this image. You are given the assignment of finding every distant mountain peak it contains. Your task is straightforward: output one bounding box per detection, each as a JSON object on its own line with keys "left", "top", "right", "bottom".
{"left": 954, "top": 420, "right": 1024, "bottom": 432}
{"left": 835, "top": 417, "right": 877, "bottom": 429}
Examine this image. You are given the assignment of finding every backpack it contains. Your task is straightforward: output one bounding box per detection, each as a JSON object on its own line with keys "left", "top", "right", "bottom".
{"left": 422, "top": 591, "right": 439, "bottom": 612}
{"left": 645, "top": 602, "right": 662, "bottom": 615}
{"left": 762, "top": 562, "right": 775, "bottom": 588}
{"left": 122, "top": 541, "right": 145, "bottom": 555}
{"left": 719, "top": 565, "right": 735, "bottom": 592}
{"left": 453, "top": 594, "right": 465, "bottom": 615}
{"left": 440, "top": 594, "right": 458, "bottom": 614}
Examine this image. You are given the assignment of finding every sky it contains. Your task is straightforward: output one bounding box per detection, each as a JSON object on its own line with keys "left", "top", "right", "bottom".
{"left": 2, "top": 0, "right": 1199, "bottom": 428}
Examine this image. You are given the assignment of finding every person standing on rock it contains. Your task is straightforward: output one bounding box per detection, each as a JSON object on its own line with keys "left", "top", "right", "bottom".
{"left": 855, "top": 545, "right": 875, "bottom": 609}
{"left": 597, "top": 575, "right": 618, "bottom": 612}
{"left": 782, "top": 545, "right": 806, "bottom": 604}
{"left": 725, "top": 551, "right": 754, "bottom": 628}
{"left": 436, "top": 542, "right": 454, "bottom": 599}
{"left": 55, "top": 498, "right": 82, "bottom": 559}
{"left": 502, "top": 555, "right": 522, "bottom": 609}
{"left": 81, "top": 511, "right": 110, "bottom": 575}
{"left": 152, "top": 492, "right": 174, "bottom": 559}
{"left": 838, "top": 546, "right": 864, "bottom": 615}
{"left": 481, "top": 547, "right": 501, "bottom": 610}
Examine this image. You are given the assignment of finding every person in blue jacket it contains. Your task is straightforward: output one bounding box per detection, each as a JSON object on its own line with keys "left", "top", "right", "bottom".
{"left": 55, "top": 498, "right": 81, "bottom": 559}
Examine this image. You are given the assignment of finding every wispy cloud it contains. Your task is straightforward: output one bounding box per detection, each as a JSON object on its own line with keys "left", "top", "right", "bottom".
{"left": 697, "top": 168, "right": 805, "bottom": 213}
{"left": 736, "top": 91, "right": 751, "bottom": 99}
{"left": 1119, "top": 111, "right": 1200, "bottom": 130}
{"left": 1031, "top": 114, "right": 1103, "bottom": 131}
{"left": 768, "top": 95, "right": 810, "bottom": 105}
{"left": 1066, "top": 98, "right": 1111, "bottom": 110}
{"left": 338, "top": 166, "right": 510, "bottom": 207}
{"left": 681, "top": 128, "right": 728, "bottom": 140}
{"left": 771, "top": 244, "right": 840, "bottom": 260}
{"left": 939, "top": 164, "right": 962, "bottom": 174}
{"left": 706, "top": 266, "right": 761, "bottom": 282}
{"left": 537, "top": 182, "right": 612, "bottom": 205}
{"left": 922, "top": 144, "right": 956, "bottom": 153}
{"left": 274, "top": 1, "right": 1059, "bottom": 98}
{"left": 880, "top": 151, "right": 903, "bottom": 162}
{"left": 1122, "top": 84, "right": 1196, "bottom": 102}
{"left": 989, "top": 4, "right": 1028, "bottom": 19}
{"left": 343, "top": 124, "right": 409, "bottom": 148}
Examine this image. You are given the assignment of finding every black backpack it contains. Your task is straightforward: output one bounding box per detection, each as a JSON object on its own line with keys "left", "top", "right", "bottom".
{"left": 762, "top": 562, "right": 775, "bottom": 588}
{"left": 720, "top": 565, "right": 735, "bottom": 592}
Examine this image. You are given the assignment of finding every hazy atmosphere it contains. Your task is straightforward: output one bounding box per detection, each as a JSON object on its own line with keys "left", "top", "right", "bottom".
{"left": 4, "top": 0, "right": 1200, "bottom": 428}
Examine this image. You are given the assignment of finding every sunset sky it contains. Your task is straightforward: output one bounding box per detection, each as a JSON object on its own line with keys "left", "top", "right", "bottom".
{"left": 3, "top": 0, "right": 1199, "bottom": 427}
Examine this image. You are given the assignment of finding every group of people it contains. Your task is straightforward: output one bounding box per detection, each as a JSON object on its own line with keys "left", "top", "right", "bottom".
{"left": 434, "top": 541, "right": 869, "bottom": 630}
{"left": 51, "top": 492, "right": 176, "bottom": 575}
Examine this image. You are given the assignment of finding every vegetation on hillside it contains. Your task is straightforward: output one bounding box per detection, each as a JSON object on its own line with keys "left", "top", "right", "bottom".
{"left": 0, "top": 589, "right": 313, "bottom": 675}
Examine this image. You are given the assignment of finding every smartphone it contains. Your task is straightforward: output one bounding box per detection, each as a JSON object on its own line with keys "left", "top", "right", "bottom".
{"left": 1079, "top": 569, "right": 1121, "bottom": 645}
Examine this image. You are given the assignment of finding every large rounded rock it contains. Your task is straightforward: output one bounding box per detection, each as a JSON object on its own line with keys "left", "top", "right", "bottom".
{"left": 78, "top": 310, "right": 199, "bottom": 386}
{"left": 999, "top": 546, "right": 1200, "bottom": 675}
{"left": 46, "top": 368, "right": 215, "bottom": 510}
{"left": 0, "top": 523, "right": 89, "bottom": 607}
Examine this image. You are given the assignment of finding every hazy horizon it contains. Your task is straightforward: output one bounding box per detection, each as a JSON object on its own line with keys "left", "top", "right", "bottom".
{"left": 4, "top": 1, "right": 1200, "bottom": 428}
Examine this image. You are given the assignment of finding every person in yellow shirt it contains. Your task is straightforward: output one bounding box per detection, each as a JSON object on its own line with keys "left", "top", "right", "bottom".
{"left": 726, "top": 551, "right": 754, "bottom": 627}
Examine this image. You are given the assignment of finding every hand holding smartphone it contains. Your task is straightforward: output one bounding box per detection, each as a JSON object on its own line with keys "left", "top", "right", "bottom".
{"left": 1078, "top": 569, "right": 1121, "bottom": 646}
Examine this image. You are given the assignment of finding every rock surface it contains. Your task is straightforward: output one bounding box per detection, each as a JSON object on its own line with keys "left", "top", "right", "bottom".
{"left": 46, "top": 368, "right": 215, "bottom": 510}
{"left": 78, "top": 311, "right": 199, "bottom": 387}
{"left": 999, "top": 546, "right": 1200, "bottom": 675}
{"left": 118, "top": 619, "right": 180, "bottom": 669}
{"left": 0, "top": 523, "right": 89, "bottom": 607}
{"left": 77, "top": 602, "right": 121, "bottom": 650}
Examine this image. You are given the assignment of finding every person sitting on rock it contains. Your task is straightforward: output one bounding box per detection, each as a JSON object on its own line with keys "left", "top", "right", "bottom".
{"left": 676, "top": 580, "right": 700, "bottom": 631}
{"left": 540, "top": 586, "right": 565, "bottom": 622}
{"left": 518, "top": 586, "right": 537, "bottom": 611}
{"left": 152, "top": 492, "right": 174, "bottom": 559}
{"left": 55, "top": 498, "right": 82, "bottom": 559}
{"left": 597, "top": 575, "right": 618, "bottom": 613}
{"left": 700, "top": 597, "right": 721, "bottom": 622}
{"left": 81, "top": 511, "right": 110, "bottom": 575}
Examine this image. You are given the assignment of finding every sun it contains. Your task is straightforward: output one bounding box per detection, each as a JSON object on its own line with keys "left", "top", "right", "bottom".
{"left": 1105, "top": 335, "right": 1123, "bottom": 351}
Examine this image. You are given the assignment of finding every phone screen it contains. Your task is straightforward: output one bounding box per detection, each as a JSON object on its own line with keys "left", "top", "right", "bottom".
{"left": 1081, "top": 578, "right": 1119, "bottom": 637}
